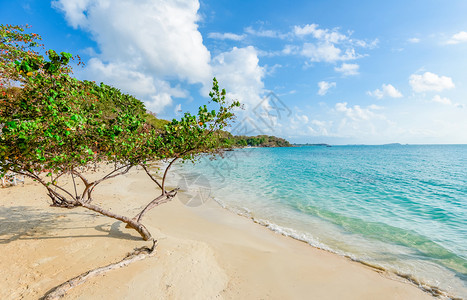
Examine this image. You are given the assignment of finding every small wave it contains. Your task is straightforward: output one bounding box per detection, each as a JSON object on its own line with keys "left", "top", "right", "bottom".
{"left": 213, "top": 197, "right": 461, "bottom": 300}
{"left": 213, "top": 198, "right": 345, "bottom": 254}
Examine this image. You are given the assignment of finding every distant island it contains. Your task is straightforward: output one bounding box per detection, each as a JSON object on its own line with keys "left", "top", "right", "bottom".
{"left": 293, "top": 143, "right": 332, "bottom": 147}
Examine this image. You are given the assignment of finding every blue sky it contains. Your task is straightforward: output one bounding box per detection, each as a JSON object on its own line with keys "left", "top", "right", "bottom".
{"left": 1, "top": 0, "right": 467, "bottom": 144}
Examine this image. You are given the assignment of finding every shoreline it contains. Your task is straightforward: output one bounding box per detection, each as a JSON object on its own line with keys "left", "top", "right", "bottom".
{"left": 211, "top": 198, "right": 456, "bottom": 299}
{"left": 0, "top": 166, "right": 436, "bottom": 299}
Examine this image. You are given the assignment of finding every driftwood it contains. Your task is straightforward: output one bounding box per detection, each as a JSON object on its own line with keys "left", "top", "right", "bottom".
{"left": 41, "top": 240, "right": 157, "bottom": 300}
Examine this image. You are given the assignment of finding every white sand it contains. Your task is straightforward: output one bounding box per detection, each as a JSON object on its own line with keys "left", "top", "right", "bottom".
{"left": 0, "top": 167, "right": 433, "bottom": 299}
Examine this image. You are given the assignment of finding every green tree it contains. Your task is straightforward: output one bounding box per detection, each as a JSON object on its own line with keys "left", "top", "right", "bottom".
{"left": 1, "top": 25, "right": 152, "bottom": 240}
{"left": 1, "top": 25, "right": 241, "bottom": 241}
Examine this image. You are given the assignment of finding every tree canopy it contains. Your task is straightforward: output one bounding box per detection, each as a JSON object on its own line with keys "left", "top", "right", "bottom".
{"left": 1, "top": 24, "right": 240, "bottom": 241}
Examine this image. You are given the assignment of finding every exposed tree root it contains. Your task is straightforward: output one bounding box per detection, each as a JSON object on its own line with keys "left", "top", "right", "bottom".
{"left": 40, "top": 240, "right": 157, "bottom": 300}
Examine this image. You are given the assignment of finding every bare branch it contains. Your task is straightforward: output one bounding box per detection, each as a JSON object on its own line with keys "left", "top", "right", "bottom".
{"left": 41, "top": 240, "right": 157, "bottom": 300}
{"left": 82, "top": 164, "right": 133, "bottom": 203}
{"left": 14, "top": 170, "right": 76, "bottom": 205}
{"left": 91, "top": 164, "right": 132, "bottom": 187}
{"left": 162, "top": 158, "right": 178, "bottom": 194}
{"left": 140, "top": 164, "right": 162, "bottom": 190}
{"left": 135, "top": 188, "right": 179, "bottom": 223}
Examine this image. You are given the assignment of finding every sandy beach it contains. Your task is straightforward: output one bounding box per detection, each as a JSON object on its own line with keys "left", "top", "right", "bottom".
{"left": 0, "top": 166, "right": 434, "bottom": 300}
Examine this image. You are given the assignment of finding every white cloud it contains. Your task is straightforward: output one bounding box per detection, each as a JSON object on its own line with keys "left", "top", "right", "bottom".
{"left": 293, "top": 24, "right": 372, "bottom": 67}
{"left": 301, "top": 43, "right": 340, "bottom": 62}
{"left": 211, "top": 46, "right": 265, "bottom": 108}
{"left": 84, "top": 58, "right": 190, "bottom": 112}
{"left": 208, "top": 32, "right": 245, "bottom": 41}
{"left": 282, "top": 44, "right": 299, "bottom": 55}
{"left": 301, "top": 43, "right": 359, "bottom": 63}
{"left": 368, "top": 84, "right": 403, "bottom": 99}
{"left": 409, "top": 72, "right": 455, "bottom": 93}
{"left": 368, "top": 104, "right": 384, "bottom": 110}
{"left": 432, "top": 95, "right": 452, "bottom": 105}
{"left": 150, "top": 93, "right": 173, "bottom": 113}
{"left": 317, "top": 81, "right": 336, "bottom": 96}
{"left": 408, "top": 37, "right": 420, "bottom": 43}
{"left": 446, "top": 31, "right": 467, "bottom": 45}
{"left": 53, "top": 0, "right": 212, "bottom": 113}
{"left": 278, "top": 92, "right": 466, "bottom": 144}
{"left": 245, "top": 27, "right": 288, "bottom": 39}
{"left": 335, "top": 102, "right": 373, "bottom": 121}
{"left": 85, "top": 58, "right": 155, "bottom": 95}
{"left": 294, "top": 24, "right": 347, "bottom": 44}
{"left": 329, "top": 102, "right": 394, "bottom": 141}
{"left": 289, "top": 115, "right": 333, "bottom": 137}
{"left": 334, "top": 63, "right": 359, "bottom": 76}
{"left": 307, "top": 120, "right": 330, "bottom": 136}
{"left": 294, "top": 24, "right": 319, "bottom": 36}
{"left": 296, "top": 114, "right": 309, "bottom": 124}
{"left": 353, "top": 38, "right": 379, "bottom": 49}
{"left": 254, "top": 23, "right": 372, "bottom": 71}
{"left": 52, "top": 0, "right": 93, "bottom": 28}
{"left": 295, "top": 24, "right": 379, "bottom": 49}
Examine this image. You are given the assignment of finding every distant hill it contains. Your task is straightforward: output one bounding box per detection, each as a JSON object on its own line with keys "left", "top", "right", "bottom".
{"left": 232, "top": 135, "right": 292, "bottom": 147}
{"left": 217, "top": 132, "right": 292, "bottom": 148}
{"left": 145, "top": 111, "right": 170, "bottom": 130}
{"left": 145, "top": 113, "right": 292, "bottom": 148}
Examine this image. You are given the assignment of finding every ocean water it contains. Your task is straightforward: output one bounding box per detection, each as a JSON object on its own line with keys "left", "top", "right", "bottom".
{"left": 174, "top": 145, "right": 467, "bottom": 298}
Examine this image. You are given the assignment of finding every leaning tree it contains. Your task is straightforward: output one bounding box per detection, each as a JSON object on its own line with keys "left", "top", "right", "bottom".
{"left": 1, "top": 25, "right": 240, "bottom": 241}
{"left": 0, "top": 25, "right": 157, "bottom": 240}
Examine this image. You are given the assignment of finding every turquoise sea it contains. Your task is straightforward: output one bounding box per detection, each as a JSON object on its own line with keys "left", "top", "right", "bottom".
{"left": 175, "top": 145, "right": 467, "bottom": 298}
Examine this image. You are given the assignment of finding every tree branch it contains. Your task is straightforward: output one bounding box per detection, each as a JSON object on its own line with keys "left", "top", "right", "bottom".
{"left": 82, "top": 164, "right": 132, "bottom": 203}
{"left": 161, "top": 157, "right": 178, "bottom": 194}
{"left": 140, "top": 163, "right": 162, "bottom": 190}
{"left": 91, "top": 164, "right": 132, "bottom": 187}
{"left": 14, "top": 170, "right": 77, "bottom": 206}
{"left": 135, "top": 188, "right": 179, "bottom": 223}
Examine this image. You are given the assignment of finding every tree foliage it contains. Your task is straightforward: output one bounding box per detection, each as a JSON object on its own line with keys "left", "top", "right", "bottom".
{"left": 1, "top": 24, "right": 43, "bottom": 86}
{"left": 1, "top": 25, "right": 241, "bottom": 241}
{"left": 0, "top": 25, "right": 157, "bottom": 239}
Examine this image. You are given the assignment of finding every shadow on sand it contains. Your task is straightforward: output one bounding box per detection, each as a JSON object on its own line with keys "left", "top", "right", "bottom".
{"left": 0, "top": 206, "right": 142, "bottom": 244}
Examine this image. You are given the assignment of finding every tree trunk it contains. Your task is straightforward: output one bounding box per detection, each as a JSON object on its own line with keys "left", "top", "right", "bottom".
{"left": 15, "top": 168, "right": 152, "bottom": 240}
{"left": 79, "top": 201, "right": 152, "bottom": 241}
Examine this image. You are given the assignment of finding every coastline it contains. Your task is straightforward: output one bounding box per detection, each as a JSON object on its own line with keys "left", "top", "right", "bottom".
{"left": 212, "top": 198, "right": 456, "bottom": 299}
{"left": 0, "top": 166, "right": 434, "bottom": 299}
